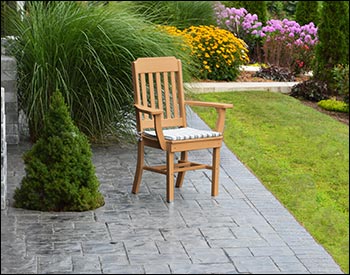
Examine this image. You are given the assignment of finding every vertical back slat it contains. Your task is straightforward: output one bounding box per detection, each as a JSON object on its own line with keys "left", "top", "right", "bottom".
{"left": 170, "top": 71, "right": 179, "bottom": 118}
{"left": 140, "top": 73, "right": 150, "bottom": 119}
{"left": 176, "top": 61, "right": 187, "bottom": 127}
{"left": 155, "top": 72, "right": 163, "bottom": 118}
{"left": 140, "top": 73, "right": 147, "bottom": 106}
{"left": 163, "top": 72, "right": 171, "bottom": 119}
{"left": 148, "top": 73, "right": 155, "bottom": 109}
{"left": 133, "top": 68, "right": 140, "bottom": 105}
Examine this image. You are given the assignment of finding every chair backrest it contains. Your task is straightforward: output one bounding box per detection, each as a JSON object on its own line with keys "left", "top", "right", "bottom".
{"left": 132, "top": 56, "right": 187, "bottom": 132}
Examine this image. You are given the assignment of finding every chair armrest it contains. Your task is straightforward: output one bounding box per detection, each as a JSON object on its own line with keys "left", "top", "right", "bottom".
{"left": 185, "top": 100, "right": 233, "bottom": 109}
{"left": 184, "top": 100, "right": 233, "bottom": 133}
{"left": 134, "top": 104, "right": 163, "bottom": 115}
{"left": 134, "top": 104, "right": 166, "bottom": 150}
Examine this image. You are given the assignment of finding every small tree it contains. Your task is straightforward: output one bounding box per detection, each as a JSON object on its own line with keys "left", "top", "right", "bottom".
{"left": 13, "top": 90, "right": 104, "bottom": 211}
{"left": 295, "top": 1, "right": 319, "bottom": 26}
{"left": 313, "top": 1, "right": 349, "bottom": 94}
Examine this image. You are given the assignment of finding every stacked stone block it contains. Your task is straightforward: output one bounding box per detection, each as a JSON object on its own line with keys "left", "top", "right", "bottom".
{"left": 1, "top": 87, "right": 7, "bottom": 209}
{"left": 1, "top": 55, "right": 19, "bottom": 144}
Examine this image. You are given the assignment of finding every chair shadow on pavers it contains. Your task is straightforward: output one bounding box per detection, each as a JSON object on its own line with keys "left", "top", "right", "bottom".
{"left": 131, "top": 56, "right": 233, "bottom": 202}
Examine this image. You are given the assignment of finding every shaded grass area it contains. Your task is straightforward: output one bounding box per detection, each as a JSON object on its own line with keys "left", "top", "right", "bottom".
{"left": 188, "top": 91, "right": 349, "bottom": 273}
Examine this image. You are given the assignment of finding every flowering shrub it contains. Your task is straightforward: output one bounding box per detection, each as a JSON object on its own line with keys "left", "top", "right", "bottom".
{"left": 162, "top": 25, "right": 250, "bottom": 81}
{"left": 214, "top": 3, "right": 264, "bottom": 42}
{"left": 214, "top": 2, "right": 264, "bottom": 63}
{"left": 215, "top": 2, "right": 319, "bottom": 75}
{"left": 262, "top": 19, "right": 318, "bottom": 74}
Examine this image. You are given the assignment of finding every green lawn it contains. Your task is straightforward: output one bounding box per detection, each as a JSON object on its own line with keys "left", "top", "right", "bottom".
{"left": 188, "top": 91, "right": 349, "bottom": 273}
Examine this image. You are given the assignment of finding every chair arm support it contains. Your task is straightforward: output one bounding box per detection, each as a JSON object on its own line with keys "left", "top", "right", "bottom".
{"left": 185, "top": 101, "right": 233, "bottom": 133}
{"left": 134, "top": 104, "right": 166, "bottom": 150}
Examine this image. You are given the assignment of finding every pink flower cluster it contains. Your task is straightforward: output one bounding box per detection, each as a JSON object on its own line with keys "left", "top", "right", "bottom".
{"left": 214, "top": 2, "right": 318, "bottom": 73}
{"left": 214, "top": 2, "right": 318, "bottom": 48}
{"left": 262, "top": 19, "right": 318, "bottom": 47}
{"left": 214, "top": 3, "right": 264, "bottom": 40}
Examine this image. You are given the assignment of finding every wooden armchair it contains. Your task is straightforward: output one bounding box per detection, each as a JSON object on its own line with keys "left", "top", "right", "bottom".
{"left": 132, "top": 56, "right": 233, "bottom": 202}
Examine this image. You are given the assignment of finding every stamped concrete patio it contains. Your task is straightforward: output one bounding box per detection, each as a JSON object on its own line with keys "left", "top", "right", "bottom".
{"left": 1, "top": 107, "right": 343, "bottom": 274}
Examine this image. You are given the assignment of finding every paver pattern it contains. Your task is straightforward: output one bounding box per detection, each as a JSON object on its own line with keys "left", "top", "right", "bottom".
{"left": 1, "top": 108, "right": 343, "bottom": 274}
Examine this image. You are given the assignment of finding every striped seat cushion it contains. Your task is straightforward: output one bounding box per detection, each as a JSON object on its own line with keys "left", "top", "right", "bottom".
{"left": 144, "top": 127, "right": 221, "bottom": 141}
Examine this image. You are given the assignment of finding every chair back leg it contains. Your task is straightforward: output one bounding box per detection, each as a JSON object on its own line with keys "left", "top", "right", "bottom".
{"left": 132, "top": 140, "right": 145, "bottom": 194}
{"left": 175, "top": 151, "right": 188, "bottom": 188}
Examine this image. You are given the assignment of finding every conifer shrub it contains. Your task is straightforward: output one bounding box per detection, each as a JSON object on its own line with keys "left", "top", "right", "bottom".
{"left": 313, "top": 1, "right": 349, "bottom": 89}
{"left": 242, "top": 1, "right": 267, "bottom": 24}
{"left": 295, "top": 1, "right": 319, "bottom": 26}
{"left": 13, "top": 90, "right": 104, "bottom": 211}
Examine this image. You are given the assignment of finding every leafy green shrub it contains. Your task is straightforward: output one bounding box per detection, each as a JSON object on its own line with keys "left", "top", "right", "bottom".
{"left": 289, "top": 79, "right": 330, "bottom": 102}
{"left": 130, "top": 1, "right": 216, "bottom": 29}
{"left": 331, "top": 64, "right": 349, "bottom": 104}
{"left": 162, "top": 25, "right": 250, "bottom": 81}
{"left": 253, "top": 66, "right": 295, "bottom": 81}
{"left": 6, "top": 1, "right": 192, "bottom": 142}
{"left": 13, "top": 91, "right": 105, "bottom": 211}
{"left": 317, "top": 99, "right": 349, "bottom": 113}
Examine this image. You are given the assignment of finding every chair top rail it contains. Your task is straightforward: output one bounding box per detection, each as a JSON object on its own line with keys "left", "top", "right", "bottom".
{"left": 133, "top": 56, "right": 181, "bottom": 74}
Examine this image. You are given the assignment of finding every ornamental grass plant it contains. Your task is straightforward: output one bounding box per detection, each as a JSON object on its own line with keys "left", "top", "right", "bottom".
{"left": 128, "top": 1, "right": 216, "bottom": 30}
{"left": 6, "top": 1, "right": 192, "bottom": 142}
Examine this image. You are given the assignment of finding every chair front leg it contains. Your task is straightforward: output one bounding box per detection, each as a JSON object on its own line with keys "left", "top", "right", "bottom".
{"left": 132, "top": 139, "right": 144, "bottom": 194}
{"left": 166, "top": 151, "right": 175, "bottom": 202}
{"left": 176, "top": 151, "right": 188, "bottom": 188}
{"left": 212, "top": 147, "right": 220, "bottom": 196}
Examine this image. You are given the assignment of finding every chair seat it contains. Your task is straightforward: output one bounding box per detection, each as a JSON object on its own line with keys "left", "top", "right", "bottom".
{"left": 144, "top": 127, "right": 222, "bottom": 141}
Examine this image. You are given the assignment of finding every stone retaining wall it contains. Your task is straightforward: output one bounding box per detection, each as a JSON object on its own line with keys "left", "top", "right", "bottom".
{"left": 1, "top": 55, "right": 19, "bottom": 145}
{"left": 1, "top": 38, "right": 20, "bottom": 210}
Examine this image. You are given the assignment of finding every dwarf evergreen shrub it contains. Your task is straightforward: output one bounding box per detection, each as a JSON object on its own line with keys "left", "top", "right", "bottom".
{"left": 13, "top": 91, "right": 104, "bottom": 211}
